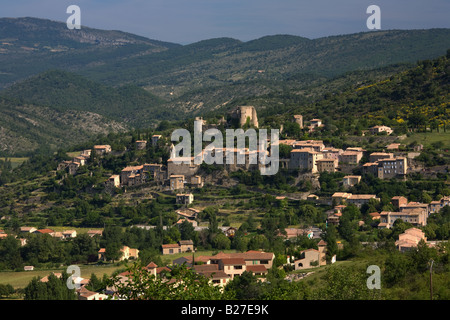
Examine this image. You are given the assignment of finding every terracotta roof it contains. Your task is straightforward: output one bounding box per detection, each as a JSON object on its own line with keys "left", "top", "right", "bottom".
{"left": 88, "top": 230, "right": 103, "bottom": 234}
{"left": 36, "top": 229, "right": 54, "bottom": 234}
{"left": 246, "top": 265, "right": 267, "bottom": 273}
{"left": 162, "top": 244, "right": 180, "bottom": 248}
{"left": 220, "top": 258, "right": 246, "bottom": 265}
{"left": 211, "top": 250, "right": 274, "bottom": 262}
{"left": 146, "top": 262, "right": 158, "bottom": 269}
{"left": 193, "top": 264, "right": 219, "bottom": 273}
{"left": 348, "top": 194, "right": 376, "bottom": 200}
{"left": 156, "top": 267, "right": 171, "bottom": 274}
{"left": 300, "top": 248, "right": 319, "bottom": 253}
{"left": 187, "top": 255, "right": 212, "bottom": 263}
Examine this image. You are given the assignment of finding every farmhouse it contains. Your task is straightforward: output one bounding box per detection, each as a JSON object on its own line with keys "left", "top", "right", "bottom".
{"left": 369, "top": 125, "right": 393, "bottom": 135}
{"left": 161, "top": 240, "right": 194, "bottom": 255}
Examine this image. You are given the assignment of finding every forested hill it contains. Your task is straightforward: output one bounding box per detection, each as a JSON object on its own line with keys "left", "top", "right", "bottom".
{"left": 0, "top": 17, "right": 180, "bottom": 89}
{"left": 0, "top": 70, "right": 174, "bottom": 125}
{"left": 0, "top": 96, "right": 127, "bottom": 156}
{"left": 79, "top": 29, "right": 450, "bottom": 92}
{"left": 257, "top": 51, "right": 450, "bottom": 134}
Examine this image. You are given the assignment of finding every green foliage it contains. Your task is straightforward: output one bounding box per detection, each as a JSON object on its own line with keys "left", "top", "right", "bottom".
{"left": 109, "top": 263, "right": 225, "bottom": 300}
{"left": 313, "top": 266, "right": 381, "bottom": 300}
{"left": 24, "top": 273, "right": 77, "bottom": 300}
{"left": 2, "top": 70, "right": 169, "bottom": 126}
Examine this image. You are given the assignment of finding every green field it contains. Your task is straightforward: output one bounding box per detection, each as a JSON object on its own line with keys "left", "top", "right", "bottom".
{"left": 0, "top": 157, "right": 29, "bottom": 169}
{"left": 0, "top": 264, "right": 122, "bottom": 290}
{"left": 402, "top": 131, "right": 450, "bottom": 149}
{"left": 0, "top": 249, "right": 238, "bottom": 290}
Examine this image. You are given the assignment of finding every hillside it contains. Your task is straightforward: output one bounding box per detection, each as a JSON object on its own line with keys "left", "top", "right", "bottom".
{"left": 294, "top": 51, "right": 450, "bottom": 132}
{"left": 0, "top": 96, "right": 127, "bottom": 156}
{"left": 1, "top": 70, "right": 173, "bottom": 125}
{"left": 79, "top": 29, "right": 450, "bottom": 99}
{"left": 1, "top": 18, "right": 449, "bottom": 104}
{"left": 1, "top": 17, "right": 450, "bottom": 156}
{"left": 0, "top": 17, "right": 180, "bottom": 88}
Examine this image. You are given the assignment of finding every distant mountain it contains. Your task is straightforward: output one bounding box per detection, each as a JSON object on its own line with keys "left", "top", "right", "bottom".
{"left": 0, "top": 17, "right": 180, "bottom": 88}
{"left": 79, "top": 29, "right": 450, "bottom": 93}
{"left": 1, "top": 17, "right": 450, "bottom": 156}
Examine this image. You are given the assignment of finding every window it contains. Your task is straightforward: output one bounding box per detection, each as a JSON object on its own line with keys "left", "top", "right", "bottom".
{"left": 234, "top": 265, "right": 243, "bottom": 270}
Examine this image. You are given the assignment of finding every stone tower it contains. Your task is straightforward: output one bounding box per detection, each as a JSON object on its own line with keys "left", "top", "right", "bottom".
{"left": 293, "top": 115, "right": 303, "bottom": 128}
{"left": 238, "top": 106, "right": 258, "bottom": 128}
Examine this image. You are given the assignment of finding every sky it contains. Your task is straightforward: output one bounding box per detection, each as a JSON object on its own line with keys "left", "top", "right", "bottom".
{"left": 2, "top": 0, "right": 449, "bottom": 44}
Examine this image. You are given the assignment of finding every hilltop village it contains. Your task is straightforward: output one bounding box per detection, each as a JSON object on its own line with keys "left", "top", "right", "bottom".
{"left": 0, "top": 105, "right": 449, "bottom": 300}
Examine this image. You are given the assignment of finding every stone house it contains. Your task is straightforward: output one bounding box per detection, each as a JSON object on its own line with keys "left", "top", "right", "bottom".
{"left": 218, "top": 258, "right": 247, "bottom": 279}
{"left": 395, "top": 228, "right": 427, "bottom": 252}
{"left": 190, "top": 175, "right": 204, "bottom": 188}
{"left": 93, "top": 145, "right": 111, "bottom": 155}
{"left": 193, "top": 264, "right": 231, "bottom": 287}
{"left": 106, "top": 175, "right": 120, "bottom": 188}
{"left": 369, "top": 152, "right": 394, "bottom": 163}
{"left": 289, "top": 148, "right": 322, "bottom": 172}
{"left": 176, "top": 193, "right": 194, "bottom": 205}
{"left": 369, "top": 125, "right": 393, "bottom": 135}
{"left": 161, "top": 240, "right": 194, "bottom": 255}
{"left": 342, "top": 175, "right": 361, "bottom": 188}
{"left": 151, "top": 135, "right": 162, "bottom": 147}
{"left": 379, "top": 208, "right": 427, "bottom": 229}
{"left": 169, "top": 175, "right": 185, "bottom": 190}
{"left": 340, "top": 150, "right": 363, "bottom": 164}
{"left": 293, "top": 240, "right": 327, "bottom": 270}
{"left": 316, "top": 158, "right": 338, "bottom": 173}
{"left": 135, "top": 140, "right": 147, "bottom": 150}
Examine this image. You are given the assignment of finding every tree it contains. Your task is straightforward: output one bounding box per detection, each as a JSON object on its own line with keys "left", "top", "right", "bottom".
{"left": 315, "top": 266, "right": 380, "bottom": 300}
{"left": 110, "top": 263, "right": 224, "bottom": 300}
{"left": 213, "top": 233, "right": 231, "bottom": 250}
{"left": 384, "top": 252, "right": 412, "bottom": 287}
{"left": 338, "top": 216, "right": 357, "bottom": 242}
{"left": 178, "top": 220, "right": 196, "bottom": 242}
{"left": 0, "top": 284, "right": 14, "bottom": 298}
{"left": 224, "top": 271, "right": 263, "bottom": 300}
{"left": 0, "top": 235, "right": 23, "bottom": 270}
{"left": 24, "top": 273, "right": 76, "bottom": 300}
{"left": 105, "top": 242, "right": 122, "bottom": 262}
{"left": 323, "top": 225, "right": 338, "bottom": 262}
{"left": 86, "top": 273, "right": 106, "bottom": 292}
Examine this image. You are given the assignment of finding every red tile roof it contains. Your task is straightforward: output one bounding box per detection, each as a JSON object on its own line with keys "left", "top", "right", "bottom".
{"left": 246, "top": 265, "right": 267, "bottom": 273}
{"left": 146, "top": 262, "right": 158, "bottom": 269}
{"left": 219, "top": 258, "right": 246, "bottom": 265}
{"left": 37, "top": 229, "right": 54, "bottom": 234}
